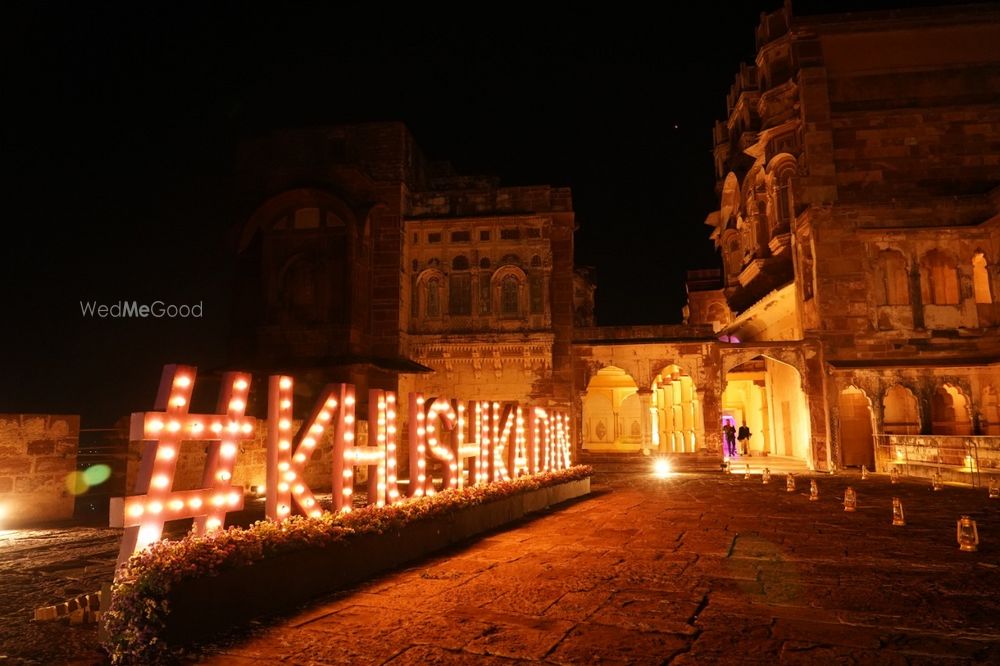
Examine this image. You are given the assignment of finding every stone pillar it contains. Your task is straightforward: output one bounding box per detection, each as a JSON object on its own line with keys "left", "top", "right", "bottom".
{"left": 637, "top": 388, "right": 653, "bottom": 454}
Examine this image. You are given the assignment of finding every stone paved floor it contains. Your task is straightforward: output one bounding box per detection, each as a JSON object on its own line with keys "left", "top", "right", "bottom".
{"left": 196, "top": 472, "right": 1000, "bottom": 665}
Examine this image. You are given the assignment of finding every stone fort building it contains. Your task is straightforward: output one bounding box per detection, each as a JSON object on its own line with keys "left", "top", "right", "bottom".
{"left": 229, "top": 2, "right": 1000, "bottom": 481}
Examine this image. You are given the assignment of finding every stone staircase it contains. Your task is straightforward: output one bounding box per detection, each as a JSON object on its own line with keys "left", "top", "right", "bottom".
{"left": 576, "top": 451, "right": 726, "bottom": 476}
{"left": 576, "top": 451, "right": 811, "bottom": 477}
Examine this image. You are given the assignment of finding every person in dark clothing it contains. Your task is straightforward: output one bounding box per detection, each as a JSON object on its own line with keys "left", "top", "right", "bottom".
{"left": 737, "top": 423, "right": 751, "bottom": 456}
{"left": 723, "top": 423, "right": 737, "bottom": 457}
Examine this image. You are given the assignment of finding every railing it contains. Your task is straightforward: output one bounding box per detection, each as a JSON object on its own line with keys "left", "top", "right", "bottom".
{"left": 872, "top": 434, "right": 1000, "bottom": 487}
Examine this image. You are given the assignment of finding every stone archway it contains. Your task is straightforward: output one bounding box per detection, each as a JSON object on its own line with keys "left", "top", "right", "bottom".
{"left": 722, "top": 352, "right": 812, "bottom": 466}
{"left": 582, "top": 366, "right": 641, "bottom": 452}
{"left": 838, "top": 386, "right": 875, "bottom": 468}
{"left": 883, "top": 385, "right": 920, "bottom": 434}
{"left": 931, "top": 384, "right": 973, "bottom": 435}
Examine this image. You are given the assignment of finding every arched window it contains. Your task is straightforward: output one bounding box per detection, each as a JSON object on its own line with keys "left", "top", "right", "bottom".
{"left": 973, "top": 252, "right": 992, "bottom": 304}
{"left": 452, "top": 255, "right": 469, "bottom": 271}
{"left": 725, "top": 235, "right": 742, "bottom": 279}
{"left": 479, "top": 257, "right": 491, "bottom": 269}
{"left": 931, "top": 384, "right": 972, "bottom": 435}
{"left": 920, "top": 249, "right": 960, "bottom": 305}
{"left": 767, "top": 156, "right": 796, "bottom": 232}
{"left": 883, "top": 385, "right": 920, "bottom": 435}
{"left": 426, "top": 278, "right": 441, "bottom": 318}
{"left": 501, "top": 275, "right": 520, "bottom": 317}
{"left": 877, "top": 249, "right": 909, "bottom": 305}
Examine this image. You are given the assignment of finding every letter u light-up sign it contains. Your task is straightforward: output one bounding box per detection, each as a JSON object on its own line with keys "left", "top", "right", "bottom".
{"left": 115, "top": 365, "right": 574, "bottom": 566}
{"left": 113, "top": 365, "right": 255, "bottom": 568}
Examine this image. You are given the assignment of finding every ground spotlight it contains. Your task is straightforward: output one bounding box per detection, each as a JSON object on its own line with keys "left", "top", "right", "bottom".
{"left": 653, "top": 458, "right": 672, "bottom": 479}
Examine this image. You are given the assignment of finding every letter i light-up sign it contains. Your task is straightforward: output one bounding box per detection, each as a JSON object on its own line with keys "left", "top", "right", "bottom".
{"left": 112, "top": 365, "right": 255, "bottom": 568}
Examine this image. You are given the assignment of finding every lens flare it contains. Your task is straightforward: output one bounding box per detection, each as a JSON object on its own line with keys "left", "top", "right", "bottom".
{"left": 82, "top": 464, "right": 112, "bottom": 486}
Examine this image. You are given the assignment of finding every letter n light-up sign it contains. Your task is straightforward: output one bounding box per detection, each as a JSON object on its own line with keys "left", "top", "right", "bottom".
{"left": 112, "top": 365, "right": 255, "bottom": 568}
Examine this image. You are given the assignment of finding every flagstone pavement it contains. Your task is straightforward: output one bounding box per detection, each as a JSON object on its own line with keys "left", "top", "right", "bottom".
{"left": 197, "top": 472, "right": 1000, "bottom": 665}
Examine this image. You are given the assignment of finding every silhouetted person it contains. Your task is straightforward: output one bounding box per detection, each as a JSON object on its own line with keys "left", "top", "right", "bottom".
{"left": 723, "top": 423, "right": 737, "bottom": 457}
{"left": 737, "top": 423, "right": 751, "bottom": 456}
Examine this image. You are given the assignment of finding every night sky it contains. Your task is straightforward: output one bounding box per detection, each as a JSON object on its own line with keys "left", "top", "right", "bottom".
{"left": 0, "top": 1, "right": 967, "bottom": 425}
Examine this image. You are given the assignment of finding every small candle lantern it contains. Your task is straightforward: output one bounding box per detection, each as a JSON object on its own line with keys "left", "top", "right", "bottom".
{"left": 809, "top": 479, "right": 819, "bottom": 501}
{"left": 891, "top": 497, "right": 905, "bottom": 526}
{"left": 844, "top": 486, "right": 857, "bottom": 512}
{"left": 956, "top": 515, "right": 979, "bottom": 552}
{"left": 932, "top": 470, "right": 943, "bottom": 491}
{"left": 762, "top": 467, "right": 771, "bottom": 484}
{"left": 745, "top": 463, "right": 751, "bottom": 480}
{"left": 988, "top": 477, "right": 998, "bottom": 499}
{"left": 723, "top": 460, "right": 730, "bottom": 474}
{"left": 861, "top": 465, "right": 869, "bottom": 480}
{"left": 786, "top": 473, "right": 796, "bottom": 493}
{"left": 828, "top": 461, "right": 837, "bottom": 475}
{"left": 890, "top": 466, "right": 900, "bottom": 484}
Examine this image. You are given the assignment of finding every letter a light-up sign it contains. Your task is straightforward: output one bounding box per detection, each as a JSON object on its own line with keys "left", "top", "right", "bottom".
{"left": 114, "top": 365, "right": 254, "bottom": 568}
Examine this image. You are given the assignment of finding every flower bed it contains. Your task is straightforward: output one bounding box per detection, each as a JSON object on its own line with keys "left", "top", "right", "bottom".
{"left": 102, "top": 466, "right": 592, "bottom": 664}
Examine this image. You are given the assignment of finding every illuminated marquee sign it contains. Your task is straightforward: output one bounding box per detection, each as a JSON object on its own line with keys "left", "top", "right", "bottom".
{"left": 113, "top": 365, "right": 572, "bottom": 566}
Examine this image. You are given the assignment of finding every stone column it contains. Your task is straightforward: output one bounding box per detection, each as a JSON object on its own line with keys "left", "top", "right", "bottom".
{"left": 637, "top": 388, "right": 653, "bottom": 454}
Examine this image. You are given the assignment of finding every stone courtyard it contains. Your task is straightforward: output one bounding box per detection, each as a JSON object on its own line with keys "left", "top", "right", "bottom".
{"left": 7, "top": 469, "right": 997, "bottom": 664}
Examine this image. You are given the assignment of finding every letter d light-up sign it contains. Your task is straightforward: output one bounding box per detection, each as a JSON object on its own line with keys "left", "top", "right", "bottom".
{"left": 113, "top": 365, "right": 255, "bottom": 568}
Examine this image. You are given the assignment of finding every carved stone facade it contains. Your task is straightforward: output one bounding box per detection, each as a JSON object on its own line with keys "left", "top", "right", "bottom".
{"left": 695, "top": 4, "right": 1000, "bottom": 471}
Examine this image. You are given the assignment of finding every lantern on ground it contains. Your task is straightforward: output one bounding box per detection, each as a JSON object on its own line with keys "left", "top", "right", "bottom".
{"left": 892, "top": 497, "right": 905, "bottom": 526}
{"left": 844, "top": 487, "right": 857, "bottom": 512}
{"left": 723, "top": 460, "right": 731, "bottom": 475}
{"left": 809, "top": 479, "right": 819, "bottom": 501}
{"left": 957, "top": 515, "right": 979, "bottom": 552}
{"left": 890, "top": 466, "right": 901, "bottom": 484}
{"left": 861, "top": 465, "right": 869, "bottom": 480}
{"left": 932, "top": 470, "right": 943, "bottom": 491}
{"left": 744, "top": 464, "right": 751, "bottom": 480}
{"left": 762, "top": 467, "right": 771, "bottom": 485}
{"left": 988, "top": 477, "right": 999, "bottom": 499}
{"left": 786, "top": 473, "right": 796, "bottom": 493}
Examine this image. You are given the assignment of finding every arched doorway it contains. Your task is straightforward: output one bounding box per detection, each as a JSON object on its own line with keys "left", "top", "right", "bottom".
{"left": 651, "top": 365, "right": 701, "bottom": 453}
{"left": 582, "top": 366, "right": 641, "bottom": 452}
{"left": 722, "top": 355, "right": 811, "bottom": 465}
{"left": 931, "top": 384, "right": 972, "bottom": 435}
{"left": 838, "top": 386, "right": 874, "bottom": 468}
{"left": 883, "top": 385, "right": 920, "bottom": 434}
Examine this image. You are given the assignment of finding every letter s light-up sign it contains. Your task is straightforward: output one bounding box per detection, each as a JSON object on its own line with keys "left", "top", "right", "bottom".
{"left": 114, "top": 365, "right": 572, "bottom": 568}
